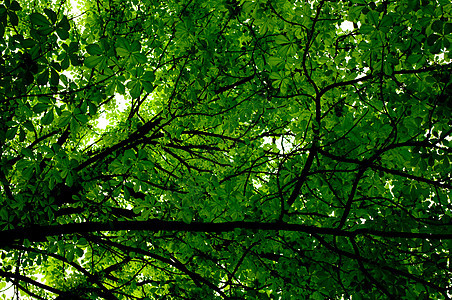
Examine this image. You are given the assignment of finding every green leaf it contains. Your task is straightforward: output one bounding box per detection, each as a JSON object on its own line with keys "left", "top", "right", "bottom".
{"left": 9, "top": 0, "right": 21, "bottom": 11}
{"left": 143, "top": 71, "right": 155, "bottom": 82}
{"left": 431, "top": 20, "right": 443, "bottom": 33}
{"left": 50, "top": 68, "right": 59, "bottom": 86}
{"left": 106, "top": 82, "right": 116, "bottom": 95}
{"left": 69, "top": 42, "right": 79, "bottom": 52}
{"left": 77, "top": 238, "right": 88, "bottom": 247}
{"left": 18, "top": 127, "right": 25, "bottom": 142}
{"left": 116, "top": 47, "right": 129, "bottom": 56}
{"left": 268, "top": 56, "right": 284, "bottom": 66}
{"left": 43, "top": 8, "right": 57, "bottom": 24}
{"left": 67, "top": 249, "right": 74, "bottom": 262}
{"left": 58, "top": 111, "right": 72, "bottom": 127}
{"left": 132, "top": 66, "right": 144, "bottom": 77}
{"left": 115, "top": 36, "right": 129, "bottom": 48}
{"left": 88, "top": 102, "right": 98, "bottom": 115}
{"left": 367, "top": 10, "right": 379, "bottom": 27}
{"left": 181, "top": 209, "right": 192, "bottom": 224}
{"left": 142, "top": 81, "right": 154, "bottom": 93}
{"left": 129, "top": 81, "right": 141, "bottom": 98}
{"left": 380, "top": 15, "right": 393, "bottom": 27}
{"left": 80, "top": 101, "right": 88, "bottom": 114}
{"left": 29, "top": 13, "right": 51, "bottom": 26}
{"left": 41, "top": 109, "right": 54, "bottom": 125}
{"left": 56, "top": 27, "right": 69, "bottom": 40}
{"left": 130, "top": 40, "right": 141, "bottom": 52}
{"left": 22, "top": 70, "right": 34, "bottom": 85}
{"left": 70, "top": 117, "right": 79, "bottom": 133}
{"left": 70, "top": 54, "right": 82, "bottom": 66}
{"left": 117, "top": 82, "right": 125, "bottom": 94}
{"left": 21, "top": 38, "right": 36, "bottom": 48}
{"left": 75, "top": 248, "right": 83, "bottom": 257}
{"left": 38, "top": 26, "right": 54, "bottom": 36}
{"left": 22, "top": 121, "right": 34, "bottom": 131}
{"left": 86, "top": 44, "right": 103, "bottom": 55}
{"left": 84, "top": 55, "right": 103, "bottom": 68}
{"left": 269, "top": 71, "right": 283, "bottom": 80}
{"left": 6, "top": 127, "right": 18, "bottom": 140}
{"left": 66, "top": 171, "right": 74, "bottom": 187}
{"left": 61, "top": 55, "right": 70, "bottom": 70}
{"left": 33, "top": 103, "right": 51, "bottom": 114}
{"left": 132, "top": 52, "right": 147, "bottom": 64}
{"left": 384, "top": 63, "right": 393, "bottom": 75}
{"left": 274, "top": 35, "right": 289, "bottom": 44}
{"left": 444, "top": 23, "right": 452, "bottom": 35}
{"left": 429, "top": 39, "right": 442, "bottom": 54}
{"left": 74, "top": 113, "right": 88, "bottom": 124}
{"left": 427, "top": 34, "right": 440, "bottom": 46}
{"left": 8, "top": 11, "right": 18, "bottom": 26}
{"left": 359, "top": 24, "right": 374, "bottom": 34}
{"left": 51, "top": 62, "right": 62, "bottom": 72}
{"left": 36, "top": 69, "right": 49, "bottom": 86}
{"left": 57, "top": 16, "right": 70, "bottom": 31}
{"left": 21, "top": 148, "right": 33, "bottom": 158}
{"left": 443, "top": 37, "right": 450, "bottom": 49}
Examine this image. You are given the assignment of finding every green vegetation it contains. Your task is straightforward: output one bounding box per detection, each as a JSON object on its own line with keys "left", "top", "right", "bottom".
{"left": 0, "top": 0, "right": 451, "bottom": 298}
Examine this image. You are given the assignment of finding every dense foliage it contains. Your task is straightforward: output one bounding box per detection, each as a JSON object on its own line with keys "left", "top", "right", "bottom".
{"left": 0, "top": 0, "right": 451, "bottom": 298}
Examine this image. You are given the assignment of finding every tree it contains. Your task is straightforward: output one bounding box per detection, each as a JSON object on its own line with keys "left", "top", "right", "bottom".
{"left": 0, "top": 0, "right": 451, "bottom": 298}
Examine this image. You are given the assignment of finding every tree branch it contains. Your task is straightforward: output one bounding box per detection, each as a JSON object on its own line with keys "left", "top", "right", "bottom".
{"left": 1, "top": 220, "right": 451, "bottom": 248}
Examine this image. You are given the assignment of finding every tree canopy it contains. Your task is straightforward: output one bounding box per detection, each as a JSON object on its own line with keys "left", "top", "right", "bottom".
{"left": 0, "top": 0, "right": 452, "bottom": 298}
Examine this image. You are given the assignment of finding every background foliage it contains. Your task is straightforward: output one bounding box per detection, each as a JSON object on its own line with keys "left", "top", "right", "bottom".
{"left": 0, "top": 0, "right": 451, "bottom": 298}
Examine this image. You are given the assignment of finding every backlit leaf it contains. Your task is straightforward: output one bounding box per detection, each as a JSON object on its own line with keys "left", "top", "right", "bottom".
{"left": 84, "top": 55, "right": 103, "bottom": 68}
{"left": 29, "top": 12, "right": 51, "bottom": 26}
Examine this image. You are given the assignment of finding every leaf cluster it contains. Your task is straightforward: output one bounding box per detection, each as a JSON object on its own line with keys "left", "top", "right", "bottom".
{"left": 0, "top": 0, "right": 451, "bottom": 299}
